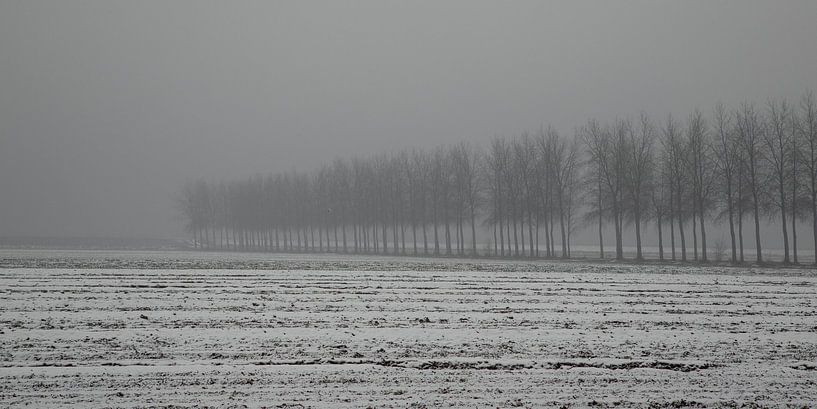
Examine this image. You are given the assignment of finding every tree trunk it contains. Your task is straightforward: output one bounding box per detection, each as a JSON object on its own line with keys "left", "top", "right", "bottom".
{"left": 512, "top": 212, "right": 519, "bottom": 257}
{"left": 319, "top": 225, "right": 324, "bottom": 252}
{"left": 433, "top": 215, "right": 440, "bottom": 256}
{"left": 381, "top": 220, "right": 387, "bottom": 254}
{"left": 423, "top": 222, "right": 428, "bottom": 255}
{"left": 634, "top": 205, "right": 643, "bottom": 261}
{"left": 549, "top": 207, "right": 556, "bottom": 257}
{"left": 699, "top": 202, "right": 707, "bottom": 262}
{"left": 458, "top": 219, "right": 462, "bottom": 255}
{"left": 535, "top": 215, "right": 540, "bottom": 258}
{"left": 498, "top": 205, "right": 505, "bottom": 257}
{"left": 412, "top": 223, "right": 418, "bottom": 256}
{"left": 669, "top": 201, "right": 676, "bottom": 261}
{"left": 597, "top": 180, "right": 604, "bottom": 259}
{"left": 559, "top": 197, "right": 567, "bottom": 259}
{"left": 792, "top": 209, "right": 798, "bottom": 264}
{"left": 752, "top": 191, "right": 763, "bottom": 263}
{"left": 527, "top": 208, "right": 535, "bottom": 258}
{"left": 727, "top": 191, "right": 737, "bottom": 264}
{"left": 343, "top": 224, "right": 348, "bottom": 253}
{"left": 614, "top": 205, "right": 623, "bottom": 260}
{"left": 657, "top": 215, "right": 664, "bottom": 261}
{"left": 393, "top": 213, "right": 399, "bottom": 255}
{"left": 597, "top": 207, "right": 604, "bottom": 259}
{"left": 352, "top": 223, "right": 357, "bottom": 253}
{"left": 401, "top": 222, "right": 406, "bottom": 255}
{"left": 692, "top": 212, "right": 698, "bottom": 261}
{"left": 780, "top": 185, "right": 790, "bottom": 264}
{"left": 812, "top": 187, "right": 817, "bottom": 265}
{"left": 493, "top": 222, "right": 498, "bottom": 257}
{"left": 678, "top": 214, "right": 687, "bottom": 262}
{"left": 505, "top": 214, "right": 511, "bottom": 257}
{"left": 372, "top": 222, "right": 377, "bottom": 253}
{"left": 738, "top": 209, "right": 745, "bottom": 263}
{"left": 471, "top": 209, "right": 478, "bottom": 257}
{"left": 780, "top": 187, "right": 791, "bottom": 264}
{"left": 445, "top": 220, "right": 452, "bottom": 256}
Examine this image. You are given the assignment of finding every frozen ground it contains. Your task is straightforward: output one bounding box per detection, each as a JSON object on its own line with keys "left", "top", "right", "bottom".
{"left": 1, "top": 250, "right": 816, "bottom": 407}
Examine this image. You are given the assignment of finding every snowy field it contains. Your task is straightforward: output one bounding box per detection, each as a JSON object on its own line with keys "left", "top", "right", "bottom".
{"left": 1, "top": 250, "right": 816, "bottom": 407}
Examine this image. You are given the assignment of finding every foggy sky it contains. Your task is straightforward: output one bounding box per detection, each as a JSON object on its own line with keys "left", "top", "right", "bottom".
{"left": 1, "top": 1, "right": 816, "bottom": 241}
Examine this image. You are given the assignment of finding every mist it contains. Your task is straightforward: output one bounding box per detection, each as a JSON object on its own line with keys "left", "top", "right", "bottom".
{"left": 1, "top": 0, "right": 816, "bottom": 242}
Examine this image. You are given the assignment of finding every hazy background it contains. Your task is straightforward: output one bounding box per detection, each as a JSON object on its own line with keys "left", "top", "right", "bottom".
{"left": 1, "top": 1, "right": 816, "bottom": 247}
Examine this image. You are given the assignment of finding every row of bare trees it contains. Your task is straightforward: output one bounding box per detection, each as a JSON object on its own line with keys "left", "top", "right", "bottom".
{"left": 178, "top": 144, "right": 484, "bottom": 257}
{"left": 179, "top": 92, "right": 817, "bottom": 264}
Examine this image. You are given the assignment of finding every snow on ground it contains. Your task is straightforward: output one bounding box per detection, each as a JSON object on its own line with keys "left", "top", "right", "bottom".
{"left": 0, "top": 250, "right": 816, "bottom": 407}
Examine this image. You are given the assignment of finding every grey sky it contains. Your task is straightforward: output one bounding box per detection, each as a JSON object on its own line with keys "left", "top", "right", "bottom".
{"left": 1, "top": 1, "right": 815, "bottom": 240}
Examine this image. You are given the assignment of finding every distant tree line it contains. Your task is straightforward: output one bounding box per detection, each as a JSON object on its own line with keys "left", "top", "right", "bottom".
{"left": 179, "top": 92, "right": 817, "bottom": 264}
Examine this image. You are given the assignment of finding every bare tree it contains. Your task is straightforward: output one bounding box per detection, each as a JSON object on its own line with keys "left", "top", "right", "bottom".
{"left": 551, "top": 129, "right": 583, "bottom": 258}
{"left": 536, "top": 128, "right": 555, "bottom": 258}
{"left": 513, "top": 133, "right": 537, "bottom": 257}
{"left": 799, "top": 91, "right": 817, "bottom": 265}
{"left": 663, "top": 114, "right": 688, "bottom": 261}
{"left": 687, "top": 109, "right": 714, "bottom": 262}
{"left": 764, "top": 98, "right": 793, "bottom": 263}
{"left": 651, "top": 164, "right": 671, "bottom": 261}
{"left": 178, "top": 180, "right": 204, "bottom": 249}
{"left": 789, "top": 103, "right": 805, "bottom": 263}
{"left": 735, "top": 102, "right": 765, "bottom": 263}
{"left": 451, "top": 142, "right": 483, "bottom": 256}
{"left": 487, "top": 138, "right": 510, "bottom": 257}
{"left": 712, "top": 103, "right": 739, "bottom": 263}
{"left": 624, "top": 114, "right": 656, "bottom": 260}
{"left": 583, "top": 119, "right": 623, "bottom": 259}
